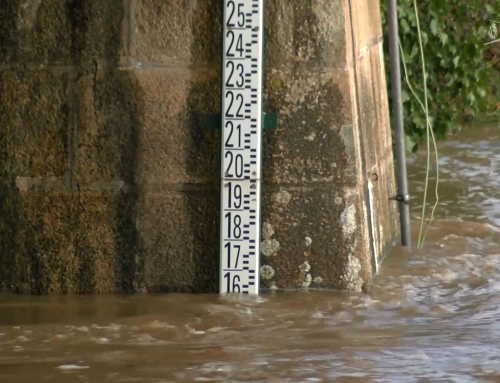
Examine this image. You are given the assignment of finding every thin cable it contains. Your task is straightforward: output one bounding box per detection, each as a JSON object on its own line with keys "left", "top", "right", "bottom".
{"left": 398, "top": 39, "right": 439, "bottom": 248}
{"left": 412, "top": 0, "right": 431, "bottom": 249}
{"left": 422, "top": 123, "right": 439, "bottom": 245}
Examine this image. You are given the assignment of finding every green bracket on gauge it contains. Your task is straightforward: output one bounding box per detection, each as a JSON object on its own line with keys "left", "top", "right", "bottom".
{"left": 204, "top": 113, "right": 278, "bottom": 130}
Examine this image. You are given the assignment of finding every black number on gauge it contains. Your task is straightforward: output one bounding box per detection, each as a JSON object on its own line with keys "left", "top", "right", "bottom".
{"left": 225, "top": 121, "right": 241, "bottom": 148}
{"left": 227, "top": 1, "right": 245, "bottom": 27}
{"left": 225, "top": 152, "right": 243, "bottom": 177}
{"left": 226, "top": 61, "right": 244, "bottom": 88}
{"left": 226, "top": 31, "right": 244, "bottom": 57}
{"left": 225, "top": 91, "right": 244, "bottom": 118}
{"left": 224, "top": 242, "right": 241, "bottom": 269}
{"left": 224, "top": 272, "right": 241, "bottom": 292}
{"left": 225, "top": 212, "right": 242, "bottom": 238}
{"left": 226, "top": 182, "right": 242, "bottom": 208}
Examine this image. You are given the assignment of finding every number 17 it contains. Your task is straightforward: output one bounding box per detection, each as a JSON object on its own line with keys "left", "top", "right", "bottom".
{"left": 225, "top": 242, "right": 241, "bottom": 269}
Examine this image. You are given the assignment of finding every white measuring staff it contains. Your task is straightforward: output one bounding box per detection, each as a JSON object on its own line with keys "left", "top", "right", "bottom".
{"left": 220, "top": 0, "right": 263, "bottom": 294}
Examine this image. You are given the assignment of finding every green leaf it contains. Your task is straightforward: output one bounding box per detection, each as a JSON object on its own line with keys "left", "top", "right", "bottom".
{"left": 439, "top": 32, "right": 448, "bottom": 46}
{"left": 400, "top": 19, "right": 411, "bottom": 34}
{"left": 405, "top": 134, "right": 417, "bottom": 153}
{"left": 421, "top": 31, "right": 429, "bottom": 45}
{"left": 380, "top": 0, "right": 500, "bottom": 148}
{"left": 467, "top": 92, "right": 476, "bottom": 106}
{"left": 430, "top": 19, "right": 439, "bottom": 36}
{"left": 409, "top": 44, "right": 418, "bottom": 59}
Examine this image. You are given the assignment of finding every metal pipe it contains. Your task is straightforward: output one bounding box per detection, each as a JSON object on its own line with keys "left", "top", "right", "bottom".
{"left": 386, "top": 0, "right": 411, "bottom": 247}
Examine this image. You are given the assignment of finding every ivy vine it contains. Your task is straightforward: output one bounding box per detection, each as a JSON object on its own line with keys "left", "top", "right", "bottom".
{"left": 381, "top": 0, "right": 500, "bottom": 151}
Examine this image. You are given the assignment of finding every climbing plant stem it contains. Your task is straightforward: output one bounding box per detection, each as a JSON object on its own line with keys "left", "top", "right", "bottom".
{"left": 413, "top": 0, "right": 431, "bottom": 249}
{"left": 399, "top": 38, "right": 438, "bottom": 249}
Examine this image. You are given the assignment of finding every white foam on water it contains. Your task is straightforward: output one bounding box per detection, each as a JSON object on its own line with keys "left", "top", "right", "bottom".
{"left": 91, "top": 323, "right": 120, "bottom": 331}
{"left": 56, "top": 365, "right": 89, "bottom": 370}
{"left": 147, "top": 320, "right": 176, "bottom": 330}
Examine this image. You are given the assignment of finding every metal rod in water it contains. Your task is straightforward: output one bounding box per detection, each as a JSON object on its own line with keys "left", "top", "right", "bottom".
{"left": 386, "top": 0, "right": 411, "bottom": 248}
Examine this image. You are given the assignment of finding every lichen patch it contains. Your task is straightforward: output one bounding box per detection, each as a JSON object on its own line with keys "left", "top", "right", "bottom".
{"left": 276, "top": 189, "right": 291, "bottom": 205}
{"left": 260, "top": 265, "right": 275, "bottom": 280}
{"left": 343, "top": 254, "right": 363, "bottom": 291}
{"left": 299, "top": 261, "right": 311, "bottom": 273}
{"left": 262, "top": 221, "right": 275, "bottom": 240}
{"left": 341, "top": 204, "right": 357, "bottom": 238}
{"left": 302, "top": 274, "right": 312, "bottom": 288}
{"left": 261, "top": 239, "right": 280, "bottom": 257}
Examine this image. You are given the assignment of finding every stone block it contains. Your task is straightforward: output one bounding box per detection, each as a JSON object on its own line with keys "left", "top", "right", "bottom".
{"left": 75, "top": 67, "right": 221, "bottom": 186}
{"left": 0, "top": 0, "right": 398, "bottom": 296}
{"left": 355, "top": 43, "right": 398, "bottom": 264}
{"left": 0, "top": 187, "right": 139, "bottom": 294}
{"left": 263, "top": 69, "right": 354, "bottom": 185}
{"left": 349, "top": 0, "right": 384, "bottom": 55}
{"left": 0, "top": 0, "right": 124, "bottom": 65}
{"left": 264, "top": 0, "right": 347, "bottom": 69}
{"left": 139, "top": 187, "right": 219, "bottom": 293}
{"left": 130, "top": 0, "right": 222, "bottom": 63}
{"left": 260, "top": 184, "right": 371, "bottom": 291}
{"left": 133, "top": 68, "right": 221, "bottom": 186}
{"left": 0, "top": 69, "right": 69, "bottom": 179}
{"left": 73, "top": 67, "right": 142, "bottom": 185}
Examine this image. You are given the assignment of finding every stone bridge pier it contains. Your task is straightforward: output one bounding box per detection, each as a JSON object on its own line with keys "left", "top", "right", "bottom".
{"left": 0, "top": 0, "right": 398, "bottom": 294}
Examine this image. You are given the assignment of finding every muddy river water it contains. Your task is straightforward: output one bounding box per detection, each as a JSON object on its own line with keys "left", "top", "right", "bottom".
{"left": 1, "top": 125, "right": 500, "bottom": 382}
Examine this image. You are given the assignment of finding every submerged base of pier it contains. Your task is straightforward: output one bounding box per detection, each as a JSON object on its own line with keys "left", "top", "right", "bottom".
{"left": 0, "top": 0, "right": 398, "bottom": 294}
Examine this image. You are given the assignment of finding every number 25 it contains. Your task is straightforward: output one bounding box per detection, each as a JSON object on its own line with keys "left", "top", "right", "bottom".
{"left": 227, "top": 1, "right": 245, "bottom": 27}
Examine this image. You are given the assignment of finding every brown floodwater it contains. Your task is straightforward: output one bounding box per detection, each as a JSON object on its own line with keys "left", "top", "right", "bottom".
{"left": 2, "top": 125, "right": 500, "bottom": 382}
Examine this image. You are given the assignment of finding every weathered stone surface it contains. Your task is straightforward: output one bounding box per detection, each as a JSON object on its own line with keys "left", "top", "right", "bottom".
{"left": 0, "top": 187, "right": 138, "bottom": 294}
{"left": 74, "top": 55, "right": 221, "bottom": 188}
{"left": 130, "top": 0, "right": 222, "bottom": 63}
{"left": 73, "top": 67, "right": 142, "bottom": 185}
{"left": 133, "top": 69, "right": 220, "bottom": 186}
{"left": 354, "top": 43, "right": 399, "bottom": 266}
{"left": 0, "top": 0, "right": 397, "bottom": 294}
{"left": 349, "top": 0, "right": 383, "bottom": 55}
{"left": 0, "top": 69, "right": 69, "bottom": 179}
{"left": 263, "top": 69, "right": 353, "bottom": 185}
{"left": 0, "top": 0, "right": 124, "bottom": 65}
{"left": 260, "top": 185, "right": 370, "bottom": 291}
{"left": 139, "top": 188, "right": 218, "bottom": 293}
{"left": 264, "top": 0, "right": 347, "bottom": 68}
